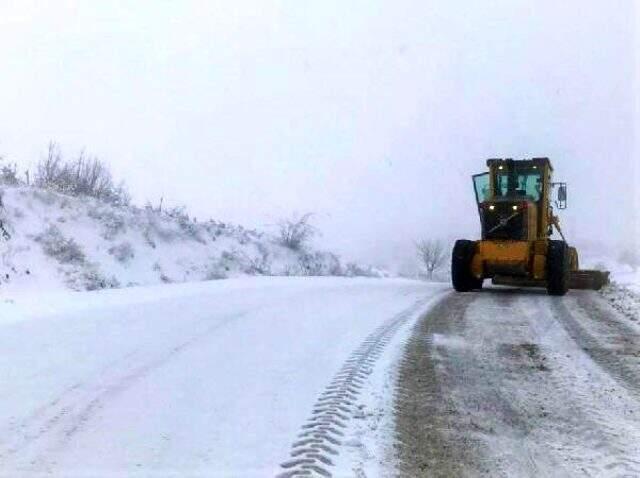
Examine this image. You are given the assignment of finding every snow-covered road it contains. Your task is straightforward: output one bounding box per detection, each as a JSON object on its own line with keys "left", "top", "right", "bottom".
{"left": 395, "top": 288, "right": 640, "bottom": 477}
{"left": 2, "top": 278, "right": 638, "bottom": 478}
{"left": 0, "top": 277, "right": 446, "bottom": 477}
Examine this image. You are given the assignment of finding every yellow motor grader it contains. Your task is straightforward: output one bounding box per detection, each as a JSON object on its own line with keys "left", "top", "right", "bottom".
{"left": 452, "top": 158, "right": 609, "bottom": 296}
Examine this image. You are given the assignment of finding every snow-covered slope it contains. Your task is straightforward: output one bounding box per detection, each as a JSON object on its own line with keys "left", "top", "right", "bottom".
{"left": 0, "top": 186, "right": 383, "bottom": 294}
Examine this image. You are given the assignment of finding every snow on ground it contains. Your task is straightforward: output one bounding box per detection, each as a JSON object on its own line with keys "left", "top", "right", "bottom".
{"left": 579, "top": 248, "right": 639, "bottom": 322}
{"left": 393, "top": 289, "right": 640, "bottom": 476}
{"left": 331, "top": 291, "right": 446, "bottom": 477}
{"left": 579, "top": 248, "right": 639, "bottom": 292}
{"left": 601, "top": 282, "right": 640, "bottom": 326}
{"left": 614, "top": 268, "right": 640, "bottom": 293}
{"left": 0, "top": 276, "right": 445, "bottom": 477}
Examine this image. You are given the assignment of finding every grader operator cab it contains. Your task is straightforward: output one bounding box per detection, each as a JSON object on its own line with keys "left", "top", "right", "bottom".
{"left": 452, "top": 158, "right": 609, "bottom": 296}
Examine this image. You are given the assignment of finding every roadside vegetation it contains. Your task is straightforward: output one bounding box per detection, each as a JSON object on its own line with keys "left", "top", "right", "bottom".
{"left": 416, "top": 238, "right": 448, "bottom": 281}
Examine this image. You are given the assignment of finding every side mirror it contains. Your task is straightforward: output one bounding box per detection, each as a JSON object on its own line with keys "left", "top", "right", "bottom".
{"left": 554, "top": 183, "right": 567, "bottom": 209}
{"left": 558, "top": 184, "right": 567, "bottom": 201}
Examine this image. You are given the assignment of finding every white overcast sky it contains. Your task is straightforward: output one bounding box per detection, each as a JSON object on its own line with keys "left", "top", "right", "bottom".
{"left": 0, "top": 1, "right": 637, "bottom": 266}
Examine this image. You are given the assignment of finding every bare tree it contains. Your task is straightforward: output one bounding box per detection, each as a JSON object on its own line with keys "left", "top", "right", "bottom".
{"left": 277, "top": 213, "right": 318, "bottom": 251}
{"left": 416, "top": 239, "right": 447, "bottom": 280}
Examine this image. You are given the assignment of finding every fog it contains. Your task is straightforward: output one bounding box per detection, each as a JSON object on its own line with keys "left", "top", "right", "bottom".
{"left": 0, "top": 1, "right": 637, "bottom": 269}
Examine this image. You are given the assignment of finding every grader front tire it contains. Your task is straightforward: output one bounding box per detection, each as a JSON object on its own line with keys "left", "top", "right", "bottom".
{"left": 452, "top": 240, "right": 480, "bottom": 292}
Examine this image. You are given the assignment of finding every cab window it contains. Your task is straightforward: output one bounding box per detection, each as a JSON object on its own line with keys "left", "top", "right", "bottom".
{"left": 516, "top": 172, "right": 542, "bottom": 201}
{"left": 472, "top": 173, "right": 490, "bottom": 203}
{"left": 496, "top": 173, "right": 509, "bottom": 197}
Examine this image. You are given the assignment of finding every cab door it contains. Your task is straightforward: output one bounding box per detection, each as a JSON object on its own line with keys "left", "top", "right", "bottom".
{"left": 472, "top": 172, "right": 490, "bottom": 209}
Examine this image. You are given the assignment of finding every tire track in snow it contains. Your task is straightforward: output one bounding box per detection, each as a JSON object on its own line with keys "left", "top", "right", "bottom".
{"left": 550, "top": 298, "right": 640, "bottom": 396}
{"left": 276, "top": 296, "right": 435, "bottom": 478}
{"left": 528, "top": 295, "right": 640, "bottom": 476}
{"left": 390, "top": 289, "right": 640, "bottom": 477}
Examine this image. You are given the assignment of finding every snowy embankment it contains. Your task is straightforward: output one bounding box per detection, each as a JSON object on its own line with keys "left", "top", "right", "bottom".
{"left": 0, "top": 277, "right": 446, "bottom": 477}
{"left": 579, "top": 248, "right": 639, "bottom": 291}
{"left": 601, "top": 282, "right": 640, "bottom": 325}
{"left": 0, "top": 186, "right": 384, "bottom": 295}
{"left": 579, "top": 249, "right": 639, "bottom": 320}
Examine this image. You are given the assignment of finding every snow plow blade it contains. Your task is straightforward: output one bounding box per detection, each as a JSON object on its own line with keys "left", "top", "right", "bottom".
{"left": 491, "top": 270, "right": 610, "bottom": 291}
{"left": 569, "top": 270, "right": 610, "bottom": 291}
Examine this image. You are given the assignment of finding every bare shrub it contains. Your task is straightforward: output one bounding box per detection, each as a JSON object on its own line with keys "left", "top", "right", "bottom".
{"left": 0, "top": 159, "right": 20, "bottom": 185}
{"left": 327, "top": 254, "right": 343, "bottom": 276}
{"left": 63, "top": 265, "right": 119, "bottom": 291}
{"left": 205, "top": 265, "right": 228, "bottom": 280}
{"left": 219, "top": 250, "right": 239, "bottom": 270}
{"left": 246, "top": 256, "right": 271, "bottom": 275}
{"left": 416, "top": 239, "right": 447, "bottom": 280}
{"left": 277, "top": 213, "right": 317, "bottom": 251}
{"left": 344, "top": 262, "right": 385, "bottom": 278}
{"left": 0, "top": 219, "right": 10, "bottom": 240}
{"left": 204, "top": 251, "right": 237, "bottom": 280}
{"left": 143, "top": 227, "right": 157, "bottom": 249}
{"left": 92, "top": 209, "right": 127, "bottom": 240}
{"left": 141, "top": 212, "right": 178, "bottom": 245}
{"left": 35, "top": 225, "right": 86, "bottom": 265}
{"left": 35, "top": 142, "right": 63, "bottom": 187}
{"left": 205, "top": 249, "right": 264, "bottom": 279}
{"left": 35, "top": 142, "right": 130, "bottom": 206}
{"left": 298, "top": 251, "right": 342, "bottom": 276}
{"left": 282, "top": 263, "right": 302, "bottom": 276}
{"left": 0, "top": 191, "right": 10, "bottom": 241}
{"left": 81, "top": 268, "right": 120, "bottom": 291}
{"left": 240, "top": 245, "right": 272, "bottom": 275}
{"left": 165, "top": 205, "right": 205, "bottom": 243}
{"left": 108, "top": 242, "right": 135, "bottom": 264}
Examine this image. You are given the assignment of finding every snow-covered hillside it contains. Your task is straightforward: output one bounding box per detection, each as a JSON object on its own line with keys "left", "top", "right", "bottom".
{"left": 0, "top": 186, "right": 384, "bottom": 294}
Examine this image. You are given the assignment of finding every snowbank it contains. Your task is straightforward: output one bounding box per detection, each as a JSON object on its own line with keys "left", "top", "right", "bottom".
{"left": 578, "top": 247, "right": 639, "bottom": 292}
{"left": 600, "top": 282, "right": 640, "bottom": 324}
{"left": 0, "top": 186, "right": 385, "bottom": 295}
